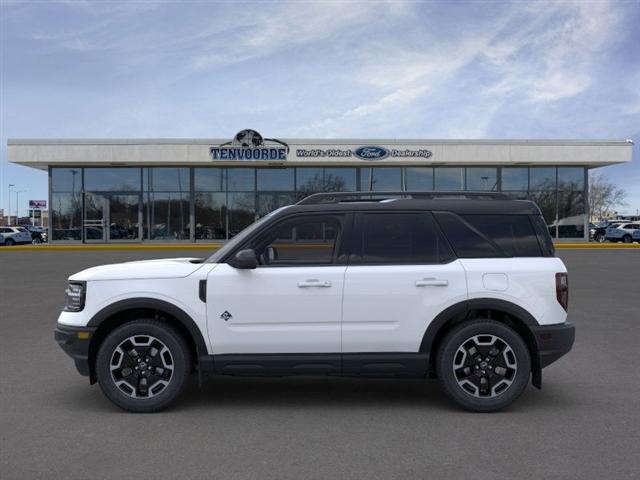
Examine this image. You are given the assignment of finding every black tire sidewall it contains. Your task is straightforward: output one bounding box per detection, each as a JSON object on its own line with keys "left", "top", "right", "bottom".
{"left": 96, "top": 320, "right": 191, "bottom": 412}
{"left": 5, "top": 239, "right": 14, "bottom": 246}
{"left": 437, "top": 320, "right": 531, "bottom": 412}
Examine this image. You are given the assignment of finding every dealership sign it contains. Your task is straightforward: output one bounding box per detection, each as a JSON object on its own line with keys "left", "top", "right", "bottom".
{"left": 29, "top": 200, "right": 47, "bottom": 209}
{"left": 296, "top": 146, "right": 433, "bottom": 160}
{"left": 211, "top": 129, "right": 289, "bottom": 161}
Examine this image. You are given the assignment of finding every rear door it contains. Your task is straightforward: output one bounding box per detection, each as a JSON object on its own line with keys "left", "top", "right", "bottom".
{"left": 342, "top": 212, "right": 467, "bottom": 353}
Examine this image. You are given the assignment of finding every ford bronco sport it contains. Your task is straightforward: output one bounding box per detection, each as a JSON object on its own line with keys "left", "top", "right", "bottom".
{"left": 55, "top": 192, "right": 575, "bottom": 412}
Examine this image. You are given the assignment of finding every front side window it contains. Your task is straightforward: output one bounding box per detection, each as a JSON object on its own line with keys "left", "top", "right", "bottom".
{"left": 249, "top": 215, "right": 343, "bottom": 266}
{"left": 355, "top": 213, "right": 454, "bottom": 264}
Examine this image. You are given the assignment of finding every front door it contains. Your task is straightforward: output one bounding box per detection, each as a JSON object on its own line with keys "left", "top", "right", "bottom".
{"left": 84, "top": 193, "right": 107, "bottom": 242}
{"left": 207, "top": 214, "right": 347, "bottom": 355}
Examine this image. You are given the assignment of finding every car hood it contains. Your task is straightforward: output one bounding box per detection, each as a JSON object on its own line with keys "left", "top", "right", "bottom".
{"left": 69, "top": 258, "right": 206, "bottom": 281}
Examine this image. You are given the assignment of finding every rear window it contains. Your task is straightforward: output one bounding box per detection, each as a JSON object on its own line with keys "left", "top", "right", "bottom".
{"left": 461, "top": 215, "right": 542, "bottom": 257}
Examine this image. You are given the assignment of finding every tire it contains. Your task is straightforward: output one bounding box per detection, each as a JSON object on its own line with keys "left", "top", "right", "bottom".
{"left": 96, "top": 319, "right": 192, "bottom": 413}
{"left": 32, "top": 237, "right": 42, "bottom": 245}
{"left": 436, "top": 319, "right": 531, "bottom": 412}
{"left": 595, "top": 233, "right": 605, "bottom": 243}
{"left": 622, "top": 235, "right": 632, "bottom": 243}
{"left": 5, "top": 238, "right": 14, "bottom": 246}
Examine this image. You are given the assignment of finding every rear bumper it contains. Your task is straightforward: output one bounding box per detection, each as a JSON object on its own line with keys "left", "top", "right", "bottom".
{"left": 531, "top": 322, "right": 575, "bottom": 368}
{"left": 54, "top": 324, "right": 96, "bottom": 377}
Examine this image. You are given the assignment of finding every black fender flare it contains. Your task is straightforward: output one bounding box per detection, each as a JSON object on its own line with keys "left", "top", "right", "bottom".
{"left": 419, "top": 298, "right": 542, "bottom": 387}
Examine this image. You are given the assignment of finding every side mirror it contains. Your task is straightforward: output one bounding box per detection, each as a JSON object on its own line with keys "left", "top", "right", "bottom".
{"left": 266, "top": 246, "right": 278, "bottom": 263}
{"left": 234, "top": 249, "right": 258, "bottom": 269}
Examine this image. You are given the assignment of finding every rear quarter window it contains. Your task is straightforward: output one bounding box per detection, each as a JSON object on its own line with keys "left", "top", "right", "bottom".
{"left": 461, "top": 214, "right": 543, "bottom": 257}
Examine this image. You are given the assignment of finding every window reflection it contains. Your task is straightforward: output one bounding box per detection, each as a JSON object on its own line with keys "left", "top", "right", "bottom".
{"left": 363, "top": 167, "right": 402, "bottom": 191}
{"left": 195, "top": 192, "right": 226, "bottom": 240}
{"left": 227, "top": 169, "right": 255, "bottom": 191}
{"left": 195, "top": 168, "right": 225, "bottom": 191}
{"left": 51, "top": 193, "right": 82, "bottom": 240}
{"left": 324, "top": 168, "right": 357, "bottom": 191}
{"left": 257, "top": 168, "right": 294, "bottom": 191}
{"left": 435, "top": 168, "right": 464, "bottom": 191}
{"left": 51, "top": 168, "right": 82, "bottom": 193}
{"left": 557, "top": 167, "right": 584, "bottom": 190}
{"left": 227, "top": 192, "right": 255, "bottom": 237}
{"left": 557, "top": 191, "right": 585, "bottom": 238}
{"left": 405, "top": 167, "right": 434, "bottom": 191}
{"left": 144, "top": 193, "right": 189, "bottom": 240}
{"left": 144, "top": 168, "right": 189, "bottom": 192}
{"left": 501, "top": 168, "right": 528, "bottom": 190}
{"left": 466, "top": 168, "right": 498, "bottom": 191}
{"left": 85, "top": 168, "right": 141, "bottom": 191}
{"left": 529, "top": 168, "right": 556, "bottom": 191}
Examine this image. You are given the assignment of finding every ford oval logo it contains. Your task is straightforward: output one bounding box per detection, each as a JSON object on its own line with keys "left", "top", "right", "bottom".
{"left": 354, "top": 146, "right": 389, "bottom": 160}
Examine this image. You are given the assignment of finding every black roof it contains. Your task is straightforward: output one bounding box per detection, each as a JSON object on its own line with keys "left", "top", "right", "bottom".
{"left": 283, "top": 192, "right": 541, "bottom": 216}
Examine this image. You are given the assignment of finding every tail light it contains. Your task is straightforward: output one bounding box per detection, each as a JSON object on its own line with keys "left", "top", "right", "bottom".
{"left": 556, "top": 273, "right": 569, "bottom": 312}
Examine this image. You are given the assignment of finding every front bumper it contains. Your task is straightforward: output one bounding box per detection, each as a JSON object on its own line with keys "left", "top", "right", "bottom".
{"left": 531, "top": 321, "right": 575, "bottom": 368}
{"left": 54, "top": 324, "right": 96, "bottom": 377}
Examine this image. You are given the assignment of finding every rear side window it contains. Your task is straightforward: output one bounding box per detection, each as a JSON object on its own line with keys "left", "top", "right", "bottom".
{"left": 461, "top": 215, "right": 542, "bottom": 257}
{"left": 355, "top": 213, "right": 454, "bottom": 264}
{"left": 433, "top": 212, "right": 503, "bottom": 258}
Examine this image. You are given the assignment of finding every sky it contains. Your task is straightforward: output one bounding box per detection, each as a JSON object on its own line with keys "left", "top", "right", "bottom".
{"left": 1, "top": 0, "right": 639, "bottom": 216}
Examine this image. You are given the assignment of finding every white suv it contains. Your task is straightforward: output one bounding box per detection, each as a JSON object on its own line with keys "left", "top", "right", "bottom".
{"left": 55, "top": 192, "right": 574, "bottom": 413}
{"left": 0, "top": 226, "right": 32, "bottom": 245}
{"left": 605, "top": 223, "right": 640, "bottom": 243}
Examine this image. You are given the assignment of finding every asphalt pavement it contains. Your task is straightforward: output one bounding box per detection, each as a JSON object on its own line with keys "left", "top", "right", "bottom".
{"left": 1, "top": 249, "right": 639, "bottom": 479}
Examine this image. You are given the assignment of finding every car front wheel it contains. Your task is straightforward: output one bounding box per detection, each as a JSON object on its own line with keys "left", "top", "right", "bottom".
{"left": 5, "top": 238, "right": 14, "bottom": 246}
{"left": 622, "top": 235, "right": 632, "bottom": 243}
{"left": 96, "top": 320, "right": 191, "bottom": 412}
{"left": 595, "top": 233, "right": 605, "bottom": 243}
{"left": 437, "top": 319, "right": 531, "bottom": 412}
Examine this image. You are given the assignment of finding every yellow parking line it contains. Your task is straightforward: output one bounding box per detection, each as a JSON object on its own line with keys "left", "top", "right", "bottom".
{"left": 1, "top": 242, "right": 638, "bottom": 251}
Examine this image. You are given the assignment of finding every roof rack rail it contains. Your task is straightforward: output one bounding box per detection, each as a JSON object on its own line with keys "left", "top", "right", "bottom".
{"left": 297, "top": 191, "right": 511, "bottom": 205}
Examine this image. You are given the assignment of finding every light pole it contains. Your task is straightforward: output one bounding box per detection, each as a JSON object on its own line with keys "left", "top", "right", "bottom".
{"left": 8, "top": 184, "right": 15, "bottom": 225}
{"left": 15, "top": 190, "right": 26, "bottom": 224}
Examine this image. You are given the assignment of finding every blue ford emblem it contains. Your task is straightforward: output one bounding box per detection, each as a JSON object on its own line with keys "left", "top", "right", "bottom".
{"left": 354, "top": 146, "right": 389, "bottom": 160}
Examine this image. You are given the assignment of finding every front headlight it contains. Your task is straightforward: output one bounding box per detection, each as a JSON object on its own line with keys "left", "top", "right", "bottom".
{"left": 64, "top": 282, "right": 86, "bottom": 312}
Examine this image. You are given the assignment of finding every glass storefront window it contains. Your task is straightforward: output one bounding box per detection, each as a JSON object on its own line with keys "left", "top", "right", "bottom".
{"left": 85, "top": 168, "right": 141, "bottom": 191}
{"left": 363, "top": 167, "right": 402, "bottom": 191}
{"left": 51, "top": 168, "right": 82, "bottom": 193}
{"left": 257, "top": 168, "right": 294, "bottom": 191}
{"left": 529, "top": 167, "right": 556, "bottom": 191}
{"left": 466, "top": 167, "right": 498, "bottom": 191}
{"left": 324, "top": 168, "right": 357, "bottom": 191}
{"left": 195, "top": 168, "right": 225, "bottom": 191}
{"left": 257, "top": 193, "right": 296, "bottom": 217}
{"left": 195, "top": 192, "right": 226, "bottom": 240}
{"left": 144, "top": 192, "right": 190, "bottom": 240}
{"left": 51, "top": 193, "right": 82, "bottom": 240}
{"left": 528, "top": 191, "right": 556, "bottom": 234}
{"left": 557, "top": 167, "right": 584, "bottom": 190}
{"left": 227, "top": 168, "right": 255, "bottom": 191}
{"left": 501, "top": 168, "right": 528, "bottom": 190}
{"left": 557, "top": 190, "right": 585, "bottom": 238}
{"left": 405, "top": 167, "right": 434, "bottom": 191}
{"left": 296, "top": 168, "right": 324, "bottom": 198}
{"left": 228, "top": 192, "right": 255, "bottom": 237}
{"left": 435, "top": 168, "right": 464, "bottom": 191}
{"left": 144, "top": 168, "right": 190, "bottom": 192}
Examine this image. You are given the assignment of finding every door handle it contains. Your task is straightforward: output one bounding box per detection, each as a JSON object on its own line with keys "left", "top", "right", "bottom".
{"left": 415, "top": 278, "right": 449, "bottom": 287}
{"left": 297, "top": 279, "right": 332, "bottom": 288}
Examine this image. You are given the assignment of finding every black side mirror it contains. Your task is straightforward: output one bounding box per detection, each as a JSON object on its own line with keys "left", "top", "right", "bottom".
{"left": 234, "top": 249, "right": 258, "bottom": 269}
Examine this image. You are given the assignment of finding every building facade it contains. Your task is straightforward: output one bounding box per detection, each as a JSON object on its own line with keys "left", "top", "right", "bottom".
{"left": 7, "top": 131, "right": 633, "bottom": 243}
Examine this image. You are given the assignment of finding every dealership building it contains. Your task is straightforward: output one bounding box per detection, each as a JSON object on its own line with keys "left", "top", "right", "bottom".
{"left": 7, "top": 131, "right": 633, "bottom": 243}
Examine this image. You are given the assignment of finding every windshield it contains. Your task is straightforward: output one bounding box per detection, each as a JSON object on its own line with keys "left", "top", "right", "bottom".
{"left": 206, "top": 205, "right": 292, "bottom": 263}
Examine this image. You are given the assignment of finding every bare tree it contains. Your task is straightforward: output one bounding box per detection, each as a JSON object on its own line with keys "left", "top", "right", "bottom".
{"left": 589, "top": 172, "right": 627, "bottom": 221}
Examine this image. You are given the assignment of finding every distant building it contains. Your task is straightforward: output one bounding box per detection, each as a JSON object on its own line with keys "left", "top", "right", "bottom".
{"left": 7, "top": 131, "right": 634, "bottom": 243}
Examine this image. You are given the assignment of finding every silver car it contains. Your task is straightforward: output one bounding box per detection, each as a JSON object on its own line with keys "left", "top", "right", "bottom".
{"left": 0, "top": 226, "right": 32, "bottom": 246}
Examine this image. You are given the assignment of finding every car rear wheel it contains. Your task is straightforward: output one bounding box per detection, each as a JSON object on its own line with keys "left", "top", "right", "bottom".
{"left": 622, "top": 235, "right": 632, "bottom": 243}
{"left": 32, "top": 237, "right": 42, "bottom": 244}
{"left": 437, "top": 319, "right": 531, "bottom": 412}
{"left": 5, "top": 238, "right": 14, "bottom": 246}
{"left": 96, "top": 320, "right": 191, "bottom": 413}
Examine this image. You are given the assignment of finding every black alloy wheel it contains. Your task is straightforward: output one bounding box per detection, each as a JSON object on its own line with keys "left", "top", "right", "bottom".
{"left": 96, "top": 320, "right": 191, "bottom": 412}
{"left": 437, "top": 319, "right": 530, "bottom": 412}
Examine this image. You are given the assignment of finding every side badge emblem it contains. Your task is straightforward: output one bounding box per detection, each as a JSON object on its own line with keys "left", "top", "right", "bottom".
{"left": 220, "top": 310, "right": 232, "bottom": 321}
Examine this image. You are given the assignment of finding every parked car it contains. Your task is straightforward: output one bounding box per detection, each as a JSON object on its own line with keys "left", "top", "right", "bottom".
{"left": 605, "top": 223, "right": 640, "bottom": 243}
{"left": 55, "top": 192, "right": 574, "bottom": 413}
{"left": 20, "top": 225, "right": 48, "bottom": 244}
{"left": 0, "top": 232, "right": 4, "bottom": 245}
{"left": 590, "top": 220, "right": 626, "bottom": 242}
{"left": 0, "top": 226, "right": 33, "bottom": 245}
{"left": 632, "top": 229, "right": 640, "bottom": 243}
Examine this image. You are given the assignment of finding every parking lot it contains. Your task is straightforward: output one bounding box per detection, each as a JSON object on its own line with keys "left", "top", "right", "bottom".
{"left": 1, "top": 248, "right": 639, "bottom": 479}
